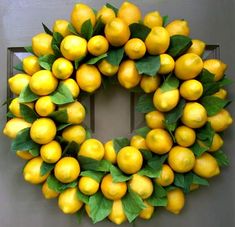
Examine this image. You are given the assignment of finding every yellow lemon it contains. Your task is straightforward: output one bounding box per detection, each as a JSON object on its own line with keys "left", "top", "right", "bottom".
{"left": 180, "top": 79, "right": 203, "bottom": 101}
{"left": 78, "top": 139, "right": 105, "bottom": 161}
{"left": 166, "top": 188, "right": 185, "bottom": 214}
{"left": 207, "top": 109, "right": 233, "bottom": 132}
{"left": 71, "top": 3, "right": 96, "bottom": 33}
{"left": 117, "top": 146, "right": 143, "bottom": 174}
{"left": 30, "top": 118, "right": 56, "bottom": 144}
{"left": 168, "top": 146, "right": 195, "bottom": 173}
{"left": 186, "top": 39, "right": 206, "bottom": 56}
{"left": 85, "top": 204, "right": 91, "bottom": 217}
{"left": 62, "top": 125, "right": 86, "bottom": 145}
{"left": 101, "top": 174, "right": 127, "bottom": 200}
{"left": 159, "top": 54, "right": 175, "bottom": 74}
{"left": 144, "top": 11, "right": 163, "bottom": 28}
{"left": 97, "top": 5, "right": 116, "bottom": 24}
{"left": 117, "top": 1, "right": 142, "bottom": 25}
{"left": 208, "top": 133, "right": 223, "bottom": 152}
{"left": 153, "top": 88, "right": 180, "bottom": 112}
{"left": 35, "top": 96, "right": 56, "bottom": 117}
{"left": 98, "top": 59, "right": 119, "bottom": 77}
{"left": 60, "top": 35, "right": 87, "bottom": 61}
{"left": 193, "top": 152, "right": 220, "bottom": 178}
{"left": 52, "top": 57, "right": 74, "bottom": 80}
{"left": 76, "top": 64, "right": 102, "bottom": 93}
{"left": 108, "top": 200, "right": 127, "bottom": 225}
{"left": 61, "top": 78, "right": 80, "bottom": 98}
{"left": 118, "top": 60, "right": 141, "bottom": 89}
{"left": 174, "top": 125, "right": 196, "bottom": 147}
{"left": 145, "top": 26, "right": 170, "bottom": 55}
{"left": 104, "top": 140, "right": 117, "bottom": 164}
{"left": 174, "top": 53, "right": 203, "bottom": 80}
{"left": 29, "top": 70, "right": 58, "bottom": 96}
{"left": 130, "top": 135, "right": 148, "bottom": 150}
{"left": 146, "top": 129, "right": 173, "bottom": 154}
{"left": 3, "top": 118, "right": 31, "bottom": 139}
{"left": 165, "top": 19, "right": 190, "bottom": 36}
{"left": 16, "top": 151, "right": 34, "bottom": 160}
{"left": 181, "top": 102, "right": 207, "bottom": 128}
{"left": 145, "top": 110, "right": 165, "bottom": 129}
{"left": 203, "top": 59, "right": 227, "bottom": 81}
{"left": 8, "top": 73, "right": 31, "bottom": 95}
{"left": 42, "top": 181, "right": 59, "bottom": 199}
{"left": 156, "top": 164, "right": 175, "bottom": 187}
{"left": 40, "top": 140, "right": 62, "bottom": 163}
{"left": 54, "top": 157, "right": 80, "bottom": 183}
{"left": 213, "top": 88, "right": 227, "bottom": 99}
{"left": 190, "top": 184, "right": 199, "bottom": 191}
{"left": 22, "top": 55, "right": 41, "bottom": 75}
{"left": 129, "top": 174, "right": 153, "bottom": 199}
{"left": 58, "top": 187, "right": 83, "bottom": 214}
{"left": 53, "top": 19, "right": 72, "bottom": 37}
{"left": 104, "top": 18, "right": 130, "bottom": 47}
{"left": 23, "top": 157, "right": 49, "bottom": 184}
{"left": 87, "top": 35, "right": 109, "bottom": 56}
{"left": 59, "top": 101, "right": 86, "bottom": 124}
{"left": 124, "top": 38, "right": 146, "bottom": 60}
{"left": 32, "top": 33, "right": 54, "bottom": 56}
{"left": 139, "top": 201, "right": 154, "bottom": 220}
{"left": 140, "top": 75, "right": 160, "bottom": 93}
{"left": 78, "top": 176, "right": 99, "bottom": 195}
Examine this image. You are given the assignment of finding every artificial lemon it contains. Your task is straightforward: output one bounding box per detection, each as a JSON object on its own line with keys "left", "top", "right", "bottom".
{"left": 76, "top": 64, "right": 102, "bottom": 93}
{"left": 166, "top": 188, "right": 185, "bottom": 214}
{"left": 117, "top": 146, "right": 143, "bottom": 174}
{"left": 168, "top": 146, "right": 195, "bottom": 173}
{"left": 54, "top": 157, "right": 80, "bottom": 183}
{"left": 61, "top": 78, "right": 80, "bottom": 98}
{"left": 186, "top": 39, "right": 206, "bottom": 56}
{"left": 139, "top": 201, "right": 154, "bottom": 220}
{"left": 180, "top": 79, "right": 203, "bottom": 101}
{"left": 124, "top": 38, "right": 146, "bottom": 60}
{"left": 146, "top": 129, "right": 173, "bottom": 154}
{"left": 108, "top": 200, "right": 127, "bottom": 225}
{"left": 104, "top": 140, "right": 117, "bottom": 164}
{"left": 87, "top": 35, "right": 109, "bottom": 56}
{"left": 130, "top": 135, "right": 148, "bottom": 150}
{"left": 78, "top": 176, "right": 99, "bottom": 195}
{"left": 42, "top": 181, "right": 59, "bottom": 199}
{"left": 174, "top": 53, "right": 203, "bottom": 80}
{"left": 98, "top": 60, "right": 119, "bottom": 77}
{"left": 32, "top": 33, "right": 54, "bottom": 56}
{"left": 174, "top": 125, "right": 196, "bottom": 147}
{"left": 40, "top": 140, "right": 62, "bottom": 163}
{"left": 101, "top": 174, "right": 127, "bottom": 200}
{"left": 181, "top": 102, "right": 207, "bottom": 128}
{"left": 212, "top": 88, "right": 227, "bottom": 100}
{"left": 140, "top": 75, "right": 160, "bottom": 93}
{"left": 78, "top": 139, "right": 105, "bottom": 161}
{"left": 22, "top": 55, "right": 40, "bottom": 75}
{"left": 145, "top": 26, "right": 170, "bottom": 55}
{"left": 156, "top": 164, "right": 175, "bottom": 187}
{"left": 118, "top": 60, "right": 141, "bottom": 89}
{"left": 16, "top": 151, "right": 34, "bottom": 160}
{"left": 53, "top": 19, "right": 72, "bottom": 37}
{"left": 23, "top": 157, "right": 49, "bottom": 184}
{"left": 52, "top": 57, "right": 74, "bottom": 80}
{"left": 30, "top": 118, "right": 57, "bottom": 144}
{"left": 8, "top": 73, "right": 31, "bottom": 95}
{"left": 159, "top": 54, "right": 175, "bottom": 74}
{"left": 165, "top": 19, "right": 190, "bottom": 36}
{"left": 35, "top": 96, "right": 56, "bottom": 117}
{"left": 62, "top": 125, "right": 86, "bottom": 145}
{"left": 97, "top": 5, "right": 116, "bottom": 24}
{"left": 144, "top": 11, "right": 163, "bottom": 28}
{"left": 145, "top": 110, "right": 165, "bottom": 129}
{"left": 29, "top": 70, "right": 58, "bottom": 96}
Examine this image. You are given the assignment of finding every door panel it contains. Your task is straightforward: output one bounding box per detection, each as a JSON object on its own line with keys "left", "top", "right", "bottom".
{"left": 0, "top": 1, "right": 234, "bottom": 227}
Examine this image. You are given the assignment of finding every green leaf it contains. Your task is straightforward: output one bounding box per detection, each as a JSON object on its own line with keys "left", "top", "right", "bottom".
{"left": 167, "top": 35, "right": 192, "bottom": 58}
{"left": 50, "top": 83, "right": 74, "bottom": 105}
{"left": 190, "top": 141, "right": 208, "bottom": 157}
{"left": 40, "top": 162, "right": 55, "bottom": 176}
{"left": 77, "top": 190, "right": 89, "bottom": 204}
{"left": 173, "top": 173, "right": 189, "bottom": 193}
{"left": 135, "top": 93, "right": 155, "bottom": 113}
{"left": 139, "top": 149, "right": 153, "bottom": 160}
{"left": 129, "top": 23, "right": 151, "bottom": 41}
{"left": 122, "top": 187, "right": 146, "bottom": 223}
{"left": 110, "top": 165, "right": 132, "bottom": 182}
{"left": 11, "top": 128, "right": 40, "bottom": 152}
{"left": 106, "top": 47, "right": 124, "bottom": 66}
{"left": 134, "top": 126, "right": 151, "bottom": 138}
{"left": 89, "top": 191, "right": 113, "bottom": 224}
{"left": 38, "top": 54, "right": 56, "bottom": 70}
{"left": 113, "top": 137, "right": 130, "bottom": 153}
{"left": 86, "top": 53, "right": 107, "bottom": 64}
{"left": 192, "top": 173, "right": 209, "bottom": 186}
{"left": 218, "top": 77, "right": 234, "bottom": 87}
{"left": 201, "top": 96, "right": 230, "bottom": 116}
{"left": 18, "top": 85, "right": 39, "bottom": 103}
{"left": 57, "top": 123, "right": 72, "bottom": 131}
{"left": 51, "top": 32, "right": 63, "bottom": 57}
{"left": 62, "top": 141, "right": 79, "bottom": 158}
{"left": 14, "top": 62, "right": 24, "bottom": 72}
{"left": 135, "top": 55, "right": 160, "bottom": 76}
{"left": 212, "top": 150, "right": 229, "bottom": 167}
{"left": 20, "top": 104, "right": 38, "bottom": 123}
{"left": 68, "top": 23, "right": 79, "bottom": 35}
{"left": 160, "top": 74, "right": 179, "bottom": 92}
{"left": 46, "top": 175, "right": 77, "bottom": 193}
{"left": 24, "top": 46, "right": 34, "bottom": 54}
{"left": 147, "top": 155, "right": 167, "bottom": 170}
{"left": 196, "top": 122, "right": 215, "bottom": 147}
{"left": 147, "top": 196, "right": 168, "bottom": 207}
{"left": 129, "top": 86, "right": 144, "bottom": 93}
{"left": 50, "top": 109, "right": 68, "bottom": 123}
{"left": 93, "top": 17, "right": 105, "bottom": 36}
{"left": 147, "top": 183, "right": 167, "bottom": 206}
{"left": 81, "top": 19, "right": 93, "bottom": 40}
{"left": 42, "top": 23, "right": 53, "bottom": 35}
{"left": 138, "top": 165, "right": 161, "bottom": 178}
{"left": 162, "top": 15, "right": 169, "bottom": 27}
{"left": 74, "top": 56, "right": 86, "bottom": 70}
{"left": 29, "top": 148, "right": 40, "bottom": 157}
{"left": 80, "top": 170, "right": 105, "bottom": 183}
{"left": 85, "top": 127, "right": 92, "bottom": 139}
{"left": 6, "top": 111, "right": 15, "bottom": 118}
{"left": 76, "top": 207, "right": 85, "bottom": 224}
{"left": 105, "top": 3, "right": 118, "bottom": 15}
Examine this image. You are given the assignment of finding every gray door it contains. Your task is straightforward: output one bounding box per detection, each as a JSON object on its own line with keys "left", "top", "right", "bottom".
{"left": 0, "top": 0, "right": 234, "bottom": 227}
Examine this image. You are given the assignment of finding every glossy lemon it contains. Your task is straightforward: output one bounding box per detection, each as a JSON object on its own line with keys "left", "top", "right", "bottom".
{"left": 145, "top": 110, "right": 165, "bottom": 129}
{"left": 22, "top": 55, "right": 40, "bottom": 75}
{"left": 144, "top": 11, "right": 163, "bottom": 28}
{"left": 88, "top": 35, "right": 109, "bottom": 56}
{"left": 130, "top": 135, "right": 148, "bottom": 150}
{"left": 42, "top": 181, "right": 59, "bottom": 199}
{"left": 16, "top": 151, "right": 34, "bottom": 160}
{"left": 140, "top": 75, "right": 160, "bottom": 93}
{"left": 78, "top": 176, "right": 99, "bottom": 195}
{"left": 139, "top": 201, "right": 154, "bottom": 220}
{"left": 40, "top": 140, "right": 62, "bottom": 163}
{"left": 108, "top": 200, "right": 127, "bottom": 225}
{"left": 186, "top": 39, "right": 206, "bottom": 56}
{"left": 212, "top": 88, "right": 227, "bottom": 100}
{"left": 180, "top": 79, "right": 203, "bottom": 101}
{"left": 174, "top": 125, "right": 196, "bottom": 147}
{"left": 62, "top": 125, "right": 86, "bottom": 145}
{"left": 35, "top": 96, "right": 56, "bottom": 117}
{"left": 53, "top": 19, "right": 72, "bottom": 37}
{"left": 32, "top": 33, "right": 54, "bottom": 56}
{"left": 159, "top": 54, "right": 175, "bottom": 74}
{"left": 124, "top": 38, "right": 146, "bottom": 60}
{"left": 104, "top": 140, "right": 117, "bottom": 164}
{"left": 156, "top": 164, "right": 175, "bottom": 187}
{"left": 52, "top": 57, "right": 74, "bottom": 80}
{"left": 209, "top": 133, "right": 224, "bottom": 152}
{"left": 98, "top": 60, "right": 119, "bottom": 77}
{"left": 97, "top": 5, "right": 116, "bottom": 24}
{"left": 165, "top": 19, "right": 190, "bottom": 36}
{"left": 8, "top": 73, "right": 31, "bottom": 95}
{"left": 61, "top": 78, "right": 80, "bottom": 98}
{"left": 166, "top": 188, "right": 185, "bottom": 214}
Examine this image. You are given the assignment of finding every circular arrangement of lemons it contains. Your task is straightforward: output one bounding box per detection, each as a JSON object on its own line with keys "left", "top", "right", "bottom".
{"left": 3, "top": 1, "right": 233, "bottom": 225}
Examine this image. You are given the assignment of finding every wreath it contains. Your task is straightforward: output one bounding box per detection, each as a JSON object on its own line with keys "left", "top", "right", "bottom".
{"left": 3, "top": 1, "right": 233, "bottom": 225}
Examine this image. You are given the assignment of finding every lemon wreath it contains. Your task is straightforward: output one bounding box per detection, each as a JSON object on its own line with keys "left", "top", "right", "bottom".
{"left": 3, "top": 1, "right": 233, "bottom": 225}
